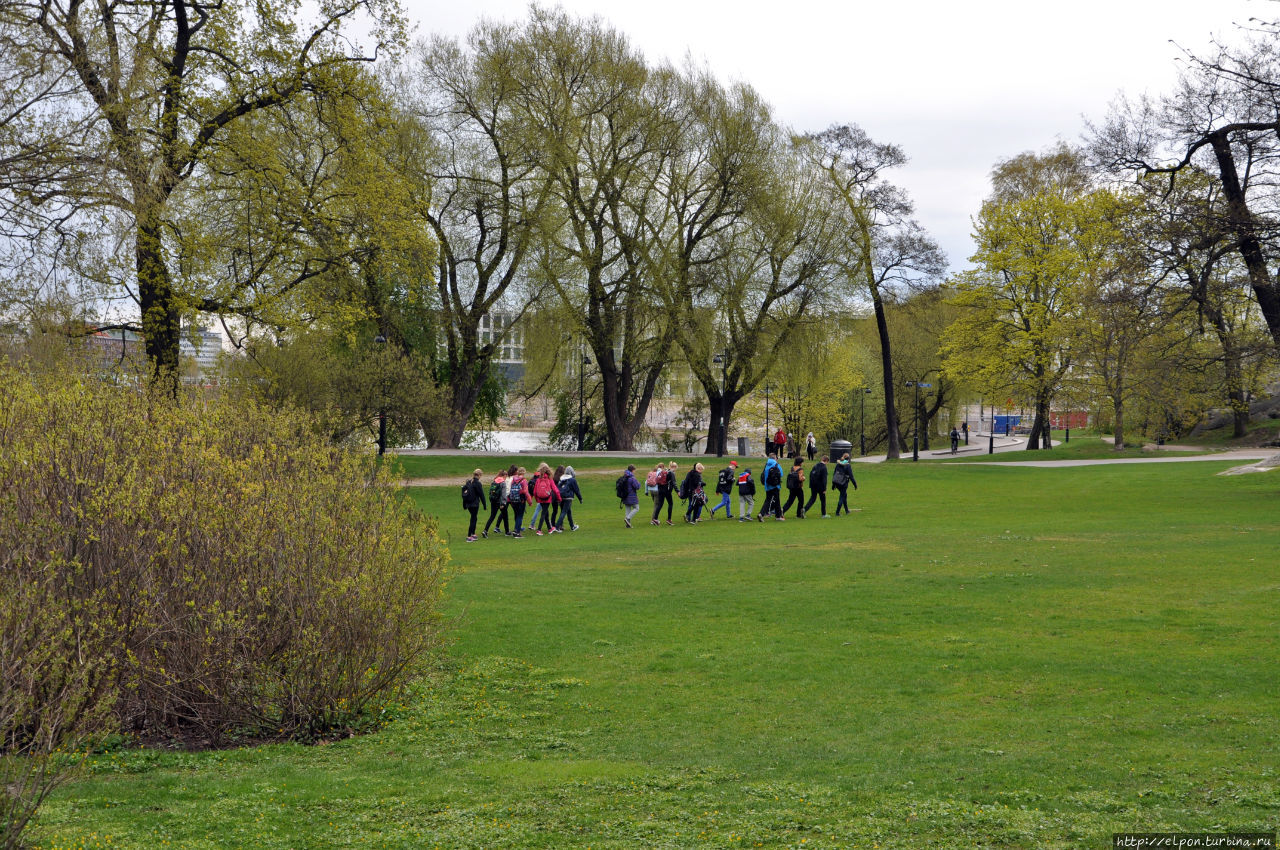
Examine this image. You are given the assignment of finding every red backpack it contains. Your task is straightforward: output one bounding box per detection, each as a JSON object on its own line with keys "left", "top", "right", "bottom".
{"left": 533, "top": 474, "right": 554, "bottom": 501}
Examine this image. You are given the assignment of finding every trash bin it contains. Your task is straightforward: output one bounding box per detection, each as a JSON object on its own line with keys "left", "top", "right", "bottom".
{"left": 829, "top": 439, "right": 853, "bottom": 461}
{"left": 737, "top": 437, "right": 749, "bottom": 456}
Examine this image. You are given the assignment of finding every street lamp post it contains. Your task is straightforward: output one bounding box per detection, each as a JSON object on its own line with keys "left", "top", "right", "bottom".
{"left": 712, "top": 351, "right": 728, "bottom": 457}
{"left": 578, "top": 353, "right": 591, "bottom": 452}
{"left": 764, "top": 382, "right": 774, "bottom": 455}
{"left": 904, "top": 380, "right": 932, "bottom": 462}
{"left": 859, "top": 387, "right": 872, "bottom": 456}
{"left": 374, "top": 334, "right": 387, "bottom": 456}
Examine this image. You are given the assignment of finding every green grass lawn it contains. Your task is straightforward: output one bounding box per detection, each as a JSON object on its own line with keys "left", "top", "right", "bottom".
{"left": 32, "top": 459, "right": 1280, "bottom": 848}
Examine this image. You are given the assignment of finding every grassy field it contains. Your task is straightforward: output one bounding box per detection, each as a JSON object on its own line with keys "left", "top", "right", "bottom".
{"left": 31, "top": 457, "right": 1280, "bottom": 848}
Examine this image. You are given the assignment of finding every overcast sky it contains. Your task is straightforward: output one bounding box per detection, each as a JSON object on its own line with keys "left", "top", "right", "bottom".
{"left": 398, "top": 0, "right": 1264, "bottom": 272}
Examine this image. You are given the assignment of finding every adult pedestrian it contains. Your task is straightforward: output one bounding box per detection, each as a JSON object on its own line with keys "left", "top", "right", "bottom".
{"left": 774, "top": 427, "right": 788, "bottom": 458}
{"left": 557, "top": 465, "right": 583, "bottom": 531}
{"left": 620, "top": 464, "right": 641, "bottom": 528}
{"left": 736, "top": 466, "right": 756, "bottom": 521}
{"left": 461, "top": 468, "right": 485, "bottom": 542}
{"left": 508, "top": 466, "right": 531, "bottom": 537}
{"left": 758, "top": 452, "right": 783, "bottom": 522}
{"left": 708, "top": 460, "right": 737, "bottom": 519}
{"left": 481, "top": 466, "right": 510, "bottom": 538}
{"left": 950, "top": 426, "right": 960, "bottom": 454}
{"left": 781, "top": 457, "right": 806, "bottom": 518}
{"left": 806, "top": 432, "right": 816, "bottom": 461}
{"left": 804, "top": 454, "right": 829, "bottom": 518}
{"left": 832, "top": 453, "right": 857, "bottom": 516}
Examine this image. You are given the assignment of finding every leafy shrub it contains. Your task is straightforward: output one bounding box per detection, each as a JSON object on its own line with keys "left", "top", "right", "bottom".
{"left": 0, "top": 360, "right": 450, "bottom": 754}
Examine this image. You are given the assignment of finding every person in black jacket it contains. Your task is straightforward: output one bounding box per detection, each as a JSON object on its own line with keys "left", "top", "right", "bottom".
{"left": 556, "top": 466, "right": 584, "bottom": 531}
{"left": 682, "top": 463, "right": 706, "bottom": 523}
{"left": 832, "top": 453, "right": 857, "bottom": 516}
{"left": 708, "top": 460, "right": 737, "bottom": 519}
{"left": 462, "top": 468, "right": 485, "bottom": 542}
{"left": 780, "top": 458, "right": 806, "bottom": 518}
{"left": 804, "top": 455, "right": 829, "bottom": 518}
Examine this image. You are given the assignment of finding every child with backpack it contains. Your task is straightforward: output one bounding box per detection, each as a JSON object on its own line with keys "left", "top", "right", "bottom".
{"left": 482, "top": 466, "right": 513, "bottom": 538}
{"left": 652, "top": 462, "right": 677, "bottom": 526}
{"left": 736, "top": 466, "right": 756, "bottom": 521}
{"left": 681, "top": 463, "right": 706, "bottom": 523}
{"left": 556, "top": 466, "right": 583, "bottom": 531}
{"left": 781, "top": 458, "right": 806, "bottom": 518}
{"left": 832, "top": 452, "right": 857, "bottom": 516}
{"left": 708, "top": 460, "right": 737, "bottom": 519}
{"left": 507, "top": 467, "right": 531, "bottom": 537}
{"left": 531, "top": 462, "right": 562, "bottom": 535}
{"left": 618, "top": 465, "right": 641, "bottom": 527}
{"left": 758, "top": 453, "right": 783, "bottom": 521}
{"left": 461, "top": 468, "right": 486, "bottom": 542}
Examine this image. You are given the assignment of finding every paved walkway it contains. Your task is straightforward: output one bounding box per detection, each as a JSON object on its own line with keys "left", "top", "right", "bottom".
{"left": 395, "top": 435, "right": 1280, "bottom": 473}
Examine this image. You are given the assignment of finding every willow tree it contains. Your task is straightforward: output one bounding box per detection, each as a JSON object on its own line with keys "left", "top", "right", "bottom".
{"left": 507, "top": 6, "right": 678, "bottom": 451}
{"left": 0, "top": 0, "right": 407, "bottom": 387}
{"left": 402, "top": 25, "right": 555, "bottom": 448}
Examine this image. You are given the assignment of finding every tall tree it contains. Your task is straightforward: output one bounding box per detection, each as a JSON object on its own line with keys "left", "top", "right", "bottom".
{"left": 1092, "top": 24, "right": 1280, "bottom": 349}
{"left": 943, "top": 144, "right": 1094, "bottom": 450}
{"left": 509, "top": 6, "right": 676, "bottom": 451}
{"left": 403, "top": 25, "right": 555, "bottom": 447}
{"left": 0, "top": 0, "right": 408, "bottom": 388}
{"left": 802, "top": 124, "right": 945, "bottom": 460}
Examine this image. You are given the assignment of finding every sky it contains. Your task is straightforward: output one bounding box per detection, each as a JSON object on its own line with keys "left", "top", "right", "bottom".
{"left": 397, "top": 0, "right": 1264, "bottom": 273}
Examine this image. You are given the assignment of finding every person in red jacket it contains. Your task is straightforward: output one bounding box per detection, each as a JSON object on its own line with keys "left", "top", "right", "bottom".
{"left": 774, "top": 427, "right": 788, "bottom": 457}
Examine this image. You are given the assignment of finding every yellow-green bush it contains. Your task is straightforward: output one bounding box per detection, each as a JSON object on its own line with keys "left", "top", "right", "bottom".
{"left": 0, "top": 360, "right": 450, "bottom": 752}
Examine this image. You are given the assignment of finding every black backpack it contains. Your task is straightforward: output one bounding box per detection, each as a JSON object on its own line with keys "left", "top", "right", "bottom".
{"left": 766, "top": 464, "right": 781, "bottom": 487}
{"left": 833, "top": 465, "right": 849, "bottom": 487}
{"left": 786, "top": 469, "right": 800, "bottom": 489}
{"left": 615, "top": 474, "right": 629, "bottom": 500}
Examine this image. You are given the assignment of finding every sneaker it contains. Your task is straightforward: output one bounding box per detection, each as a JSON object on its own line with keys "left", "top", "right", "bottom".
{"left": 572, "top": 525, "right": 580, "bottom": 531}
{"left": 651, "top": 519, "right": 659, "bottom": 526}
{"left": 535, "top": 530, "right": 543, "bottom": 536}
{"left": 481, "top": 531, "right": 488, "bottom": 538}
{"left": 666, "top": 520, "right": 673, "bottom": 526}
{"left": 756, "top": 515, "right": 764, "bottom": 523}
{"left": 776, "top": 516, "right": 785, "bottom": 521}
{"left": 822, "top": 514, "right": 831, "bottom": 518}
{"left": 513, "top": 532, "right": 522, "bottom": 538}
{"left": 625, "top": 518, "right": 632, "bottom": 528}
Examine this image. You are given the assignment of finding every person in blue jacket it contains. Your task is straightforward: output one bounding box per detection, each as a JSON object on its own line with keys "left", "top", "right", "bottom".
{"left": 758, "top": 452, "right": 783, "bottom": 521}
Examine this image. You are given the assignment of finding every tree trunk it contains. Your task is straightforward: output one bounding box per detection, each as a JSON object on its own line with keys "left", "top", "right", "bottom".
{"left": 1113, "top": 381, "right": 1126, "bottom": 451}
{"left": 703, "top": 391, "right": 740, "bottom": 455}
{"left": 137, "top": 207, "right": 181, "bottom": 395}
{"left": 428, "top": 373, "right": 487, "bottom": 449}
{"left": 870, "top": 290, "right": 902, "bottom": 459}
{"left": 1208, "top": 135, "right": 1280, "bottom": 349}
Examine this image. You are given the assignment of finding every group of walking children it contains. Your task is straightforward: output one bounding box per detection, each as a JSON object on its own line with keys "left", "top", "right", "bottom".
{"left": 619, "top": 451, "right": 858, "bottom": 526}
{"left": 461, "top": 462, "right": 584, "bottom": 541}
